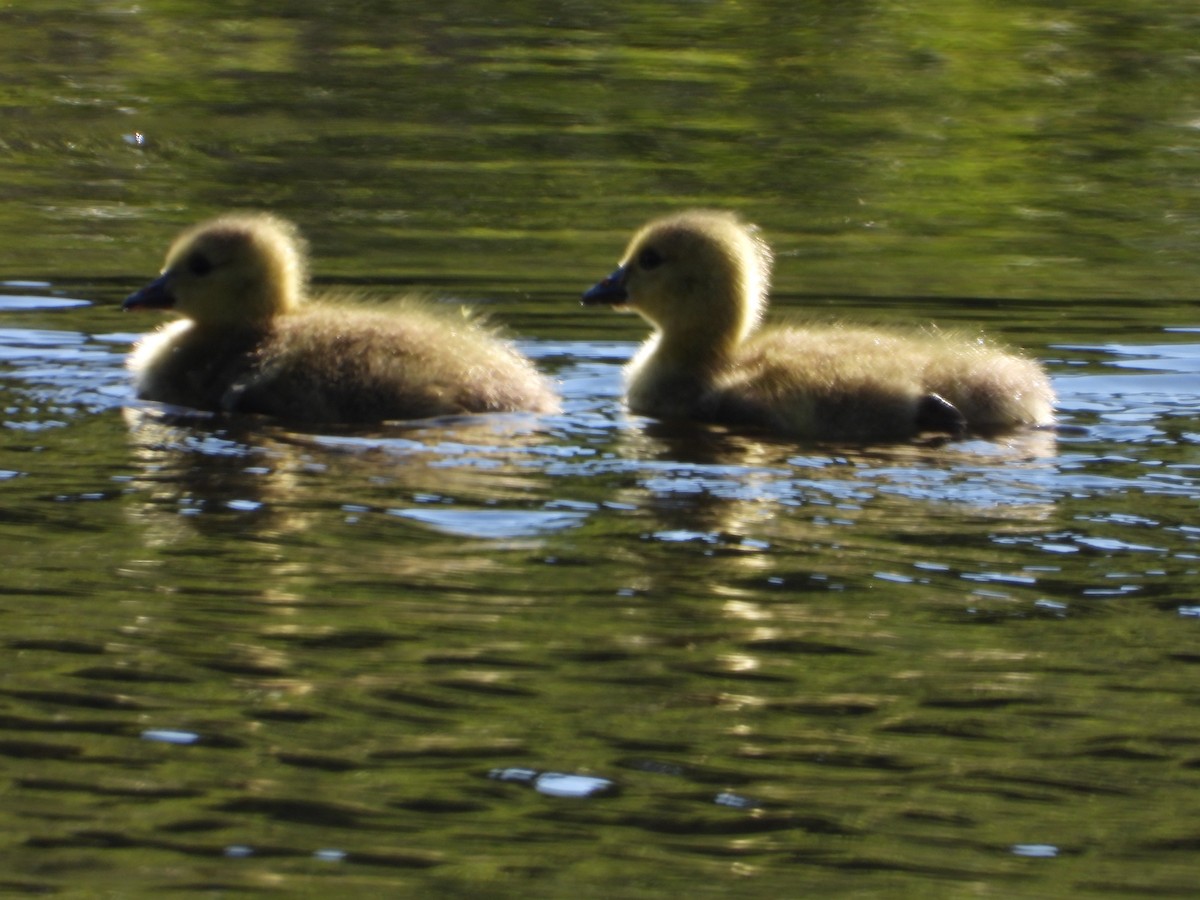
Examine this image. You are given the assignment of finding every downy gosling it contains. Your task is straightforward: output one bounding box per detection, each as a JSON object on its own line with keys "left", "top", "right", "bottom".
{"left": 582, "top": 210, "right": 1054, "bottom": 441}
{"left": 124, "top": 214, "right": 558, "bottom": 423}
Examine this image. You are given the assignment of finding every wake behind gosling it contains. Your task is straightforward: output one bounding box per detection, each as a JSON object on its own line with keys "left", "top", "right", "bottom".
{"left": 124, "top": 214, "right": 558, "bottom": 423}
{"left": 583, "top": 209, "right": 1054, "bottom": 442}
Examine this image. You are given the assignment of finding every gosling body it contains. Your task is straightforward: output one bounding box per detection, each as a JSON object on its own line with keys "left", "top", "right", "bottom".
{"left": 124, "top": 214, "right": 558, "bottom": 423}
{"left": 583, "top": 210, "right": 1054, "bottom": 441}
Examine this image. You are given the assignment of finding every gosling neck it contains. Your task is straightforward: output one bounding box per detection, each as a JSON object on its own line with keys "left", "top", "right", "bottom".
{"left": 186, "top": 282, "right": 298, "bottom": 330}
{"left": 648, "top": 317, "right": 741, "bottom": 375}
{"left": 643, "top": 280, "right": 754, "bottom": 375}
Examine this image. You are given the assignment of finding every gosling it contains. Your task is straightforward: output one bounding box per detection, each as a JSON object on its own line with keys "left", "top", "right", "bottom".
{"left": 582, "top": 209, "right": 1054, "bottom": 441}
{"left": 124, "top": 214, "right": 558, "bottom": 423}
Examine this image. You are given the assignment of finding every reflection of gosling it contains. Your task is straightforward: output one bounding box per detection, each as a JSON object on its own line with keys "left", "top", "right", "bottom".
{"left": 583, "top": 210, "right": 1054, "bottom": 441}
{"left": 123, "top": 214, "right": 558, "bottom": 423}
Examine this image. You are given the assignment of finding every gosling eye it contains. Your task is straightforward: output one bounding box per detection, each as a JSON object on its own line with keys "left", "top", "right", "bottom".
{"left": 637, "top": 246, "right": 664, "bottom": 270}
{"left": 186, "top": 252, "right": 214, "bottom": 277}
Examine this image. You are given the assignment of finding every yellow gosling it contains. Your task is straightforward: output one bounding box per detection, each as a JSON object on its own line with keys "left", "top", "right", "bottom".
{"left": 124, "top": 214, "right": 558, "bottom": 423}
{"left": 582, "top": 209, "right": 1054, "bottom": 441}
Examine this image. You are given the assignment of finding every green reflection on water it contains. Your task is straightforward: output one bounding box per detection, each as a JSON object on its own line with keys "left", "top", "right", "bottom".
{"left": 2, "top": 1, "right": 1200, "bottom": 896}
{"left": 3, "top": 1, "right": 1200, "bottom": 307}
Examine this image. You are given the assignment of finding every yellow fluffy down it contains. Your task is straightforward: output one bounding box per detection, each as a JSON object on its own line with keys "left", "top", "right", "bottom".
{"left": 585, "top": 210, "right": 1053, "bottom": 441}
{"left": 125, "top": 214, "right": 558, "bottom": 423}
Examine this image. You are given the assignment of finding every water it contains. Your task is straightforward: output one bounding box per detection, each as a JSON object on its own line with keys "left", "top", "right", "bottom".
{"left": 3, "top": 2, "right": 1200, "bottom": 896}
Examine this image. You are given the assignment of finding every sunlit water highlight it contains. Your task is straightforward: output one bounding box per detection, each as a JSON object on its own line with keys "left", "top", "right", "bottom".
{"left": 2, "top": 284, "right": 1199, "bottom": 895}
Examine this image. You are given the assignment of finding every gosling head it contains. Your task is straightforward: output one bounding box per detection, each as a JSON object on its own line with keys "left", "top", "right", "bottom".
{"left": 123, "top": 213, "right": 307, "bottom": 326}
{"left": 582, "top": 210, "right": 772, "bottom": 347}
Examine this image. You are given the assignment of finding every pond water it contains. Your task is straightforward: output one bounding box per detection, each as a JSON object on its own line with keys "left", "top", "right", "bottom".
{"left": 3, "top": 2, "right": 1200, "bottom": 896}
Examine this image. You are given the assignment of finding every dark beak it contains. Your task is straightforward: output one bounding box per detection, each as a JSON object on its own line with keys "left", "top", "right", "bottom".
{"left": 122, "top": 273, "right": 176, "bottom": 311}
{"left": 582, "top": 265, "right": 629, "bottom": 305}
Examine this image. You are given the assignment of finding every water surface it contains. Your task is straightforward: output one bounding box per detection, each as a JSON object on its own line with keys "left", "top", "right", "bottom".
{"left": 2, "top": 2, "right": 1200, "bottom": 896}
